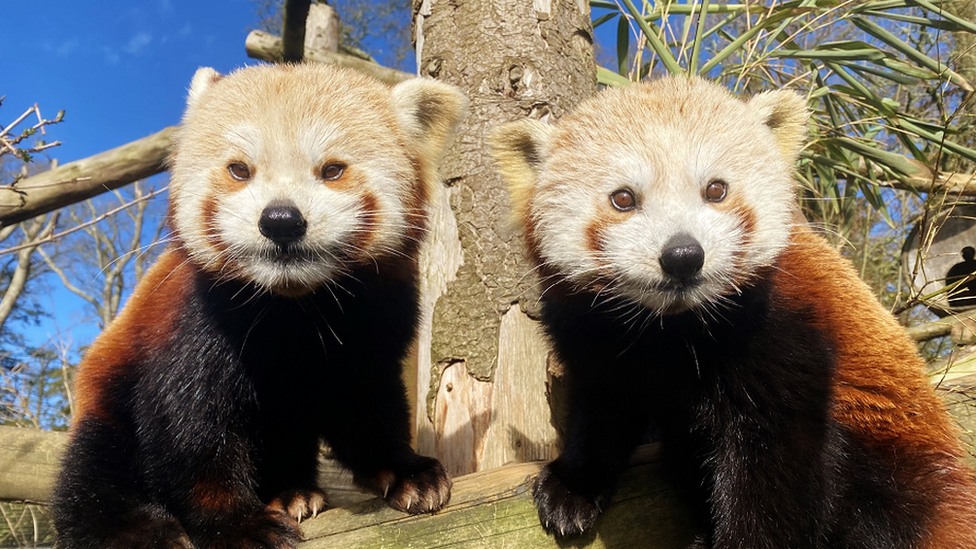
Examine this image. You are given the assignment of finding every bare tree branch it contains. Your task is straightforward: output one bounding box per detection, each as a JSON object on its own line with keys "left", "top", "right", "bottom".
{"left": 0, "top": 127, "right": 176, "bottom": 228}
{"left": 245, "top": 30, "right": 412, "bottom": 85}
{"left": 0, "top": 213, "right": 58, "bottom": 334}
{"left": 0, "top": 186, "right": 167, "bottom": 257}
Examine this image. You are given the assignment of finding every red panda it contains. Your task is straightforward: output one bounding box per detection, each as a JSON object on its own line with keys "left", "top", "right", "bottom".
{"left": 52, "top": 63, "right": 466, "bottom": 549}
{"left": 490, "top": 76, "right": 976, "bottom": 548}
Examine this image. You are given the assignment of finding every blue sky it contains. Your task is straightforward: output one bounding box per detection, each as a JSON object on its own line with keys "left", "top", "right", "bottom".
{"left": 4, "top": 0, "right": 259, "bottom": 164}
{"left": 2, "top": 1, "right": 269, "bottom": 350}
{"left": 2, "top": 1, "right": 612, "bottom": 353}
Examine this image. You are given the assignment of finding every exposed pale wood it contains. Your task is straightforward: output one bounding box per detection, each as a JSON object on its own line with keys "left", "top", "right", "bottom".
{"left": 0, "top": 127, "right": 176, "bottom": 228}
{"left": 432, "top": 362, "right": 493, "bottom": 476}
{"left": 480, "top": 307, "right": 558, "bottom": 470}
{"left": 0, "top": 427, "right": 67, "bottom": 503}
{"left": 244, "top": 30, "right": 412, "bottom": 86}
{"left": 881, "top": 170, "right": 976, "bottom": 195}
{"left": 298, "top": 445, "right": 696, "bottom": 549}
{"left": 415, "top": 181, "right": 465, "bottom": 462}
{"left": 905, "top": 310, "right": 976, "bottom": 342}
{"left": 906, "top": 319, "right": 954, "bottom": 341}
{"left": 0, "top": 428, "right": 697, "bottom": 547}
{"left": 304, "top": 3, "right": 340, "bottom": 54}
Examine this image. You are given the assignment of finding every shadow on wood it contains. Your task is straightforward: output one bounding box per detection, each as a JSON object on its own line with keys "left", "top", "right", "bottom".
{"left": 0, "top": 426, "right": 696, "bottom": 548}
{"left": 299, "top": 446, "right": 696, "bottom": 549}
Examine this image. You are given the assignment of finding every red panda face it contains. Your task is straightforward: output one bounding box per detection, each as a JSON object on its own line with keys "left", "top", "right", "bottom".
{"left": 169, "top": 65, "right": 465, "bottom": 297}
{"left": 492, "top": 77, "right": 808, "bottom": 316}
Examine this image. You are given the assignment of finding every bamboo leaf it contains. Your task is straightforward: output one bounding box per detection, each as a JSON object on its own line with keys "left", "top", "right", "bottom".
{"left": 699, "top": 7, "right": 802, "bottom": 74}
{"left": 597, "top": 66, "right": 633, "bottom": 87}
{"left": 906, "top": 0, "right": 976, "bottom": 34}
{"left": 592, "top": 11, "right": 619, "bottom": 29}
{"left": 689, "top": 0, "right": 711, "bottom": 75}
{"left": 591, "top": 0, "right": 619, "bottom": 10}
{"left": 861, "top": 10, "right": 975, "bottom": 32}
{"left": 825, "top": 61, "right": 897, "bottom": 116}
{"left": 617, "top": 14, "right": 630, "bottom": 76}
{"left": 831, "top": 59, "right": 919, "bottom": 86}
{"left": 619, "top": 0, "right": 684, "bottom": 75}
{"left": 832, "top": 136, "right": 927, "bottom": 177}
{"left": 851, "top": 16, "right": 973, "bottom": 91}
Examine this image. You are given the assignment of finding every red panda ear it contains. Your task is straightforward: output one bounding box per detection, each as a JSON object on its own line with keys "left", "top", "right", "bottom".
{"left": 488, "top": 119, "right": 554, "bottom": 225}
{"left": 747, "top": 89, "right": 809, "bottom": 163}
{"left": 390, "top": 78, "right": 468, "bottom": 163}
{"left": 187, "top": 67, "right": 223, "bottom": 110}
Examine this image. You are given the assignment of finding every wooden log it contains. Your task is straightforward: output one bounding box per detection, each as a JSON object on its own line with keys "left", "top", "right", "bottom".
{"left": 244, "top": 30, "right": 413, "bottom": 86}
{"left": 0, "top": 427, "right": 67, "bottom": 503}
{"left": 0, "top": 426, "right": 695, "bottom": 547}
{"left": 281, "top": 0, "right": 312, "bottom": 63}
{"left": 0, "top": 127, "right": 176, "bottom": 228}
{"left": 298, "top": 446, "right": 696, "bottom": 549}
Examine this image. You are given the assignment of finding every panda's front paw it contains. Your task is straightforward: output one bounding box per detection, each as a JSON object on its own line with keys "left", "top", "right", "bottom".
{"left": 533, "top": 463, "right": 609, "bottom": 536}
{"left": 358, "top": 456, "right": 452, "bottom": 514}
{"left": 267, "top": 488, "right": 328, "bottom": 522}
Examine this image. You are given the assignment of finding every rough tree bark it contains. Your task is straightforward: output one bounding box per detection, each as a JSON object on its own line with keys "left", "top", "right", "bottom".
{"left": 412, "top": 0, "right": 596, "bottom": 475}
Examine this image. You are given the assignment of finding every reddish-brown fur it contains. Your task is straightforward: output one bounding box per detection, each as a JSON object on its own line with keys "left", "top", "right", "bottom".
{"left": 774, "top": 226, "right": 976, "bottom": 548}
{"left": 73, "top": 248, "right": 191, "bottom": 426}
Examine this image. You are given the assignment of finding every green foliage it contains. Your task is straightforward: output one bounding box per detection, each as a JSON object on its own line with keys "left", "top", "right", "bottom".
{"left": 594, "top": 1, "right": 976, "bottom": 328}
{"left": 593, "top": 1, "right": 975, "bottom": 231}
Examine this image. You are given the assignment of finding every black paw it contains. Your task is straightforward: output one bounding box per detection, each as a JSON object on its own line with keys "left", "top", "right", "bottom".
{"left": 358, "top": 456, "right": 452, "bottom": 514}
{"left": 533, "top": 463, "right": 610, "bottom": 537}
{"left": 267, "top": 488, "right": 328, "bottom": 523}
{"left": 207, "top": 508, "right": 303, "bottom": 549}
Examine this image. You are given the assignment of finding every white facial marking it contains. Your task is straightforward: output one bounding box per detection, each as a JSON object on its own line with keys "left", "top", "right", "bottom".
{"left": 530, "top": 81, "right": 796, "bottom": 316}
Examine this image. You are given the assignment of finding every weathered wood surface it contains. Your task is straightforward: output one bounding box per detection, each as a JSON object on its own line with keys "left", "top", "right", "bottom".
{"left": 244, "top": 30, "right": 412, "bottom": 86}
{"left": 298, "top": 446, "right": 695, "bottom": 549}
{"left": 0, "top": 427, "right": 695, "bottom": 548}
{"left": 0, "top": 427, "right": 67, "bottom": 503}
{"left": 0, "top": 127, "right": 176, "bottom": 228}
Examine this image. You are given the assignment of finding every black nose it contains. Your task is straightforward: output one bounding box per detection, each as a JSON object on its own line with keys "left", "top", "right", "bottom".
{"left": 659, "top": 233, "right": 705, "bottom": 280}
{"left": 259, "top": 201, "right": 307, "bottom": 245}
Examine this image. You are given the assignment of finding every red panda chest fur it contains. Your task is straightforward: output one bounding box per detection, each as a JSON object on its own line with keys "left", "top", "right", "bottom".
{"left": 490, "top": 76, "right": 976, "bottom": 547}
{"left": 51, "top": 63, "right": 467, "bottom": 549}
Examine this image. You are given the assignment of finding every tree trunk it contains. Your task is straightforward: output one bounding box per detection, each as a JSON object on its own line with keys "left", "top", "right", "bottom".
{"left": 412, "top": 0, "right": 596, "bottom": 475}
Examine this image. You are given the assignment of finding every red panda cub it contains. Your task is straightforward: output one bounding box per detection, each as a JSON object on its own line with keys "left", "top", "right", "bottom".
{"left": 490, "top": 77, "right": 976, "bottom": 548}
{"left": 52, "top": 64, "right": 466, "bottom": 549}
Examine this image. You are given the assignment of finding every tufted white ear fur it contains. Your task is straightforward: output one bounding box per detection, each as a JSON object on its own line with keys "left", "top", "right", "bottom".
{"left": 488, "top": 119, "right": 554, "bottom": 225}
{"left": 747, "top": 89, "right": 810, "bottom": 163}
{"left": 186, "top": 67, "right": 222, "bottom": 110}
{"left": 390, "top": 78, "right": 468, "bottom": 162}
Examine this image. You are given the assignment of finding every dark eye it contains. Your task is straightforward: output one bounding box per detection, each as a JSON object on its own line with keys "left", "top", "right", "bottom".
{"left": 321, "top": 163, "right": 346, "bottom": 181}
{"left": 704, "top": 179, "right": 728, "bottom": 202}
{"left": 610, "top": 189, "right": 637, "bottom": 211}
{"left": 227, "top": 162, "right": 251, "bottom": 181}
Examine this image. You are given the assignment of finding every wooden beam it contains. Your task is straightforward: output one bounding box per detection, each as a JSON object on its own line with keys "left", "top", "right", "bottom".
{"left": 244, "top": 30, "right": 413, "bottom": 86}
{"left": 0, "top": 127, "right": 175, "bottom": 228}
{"left": 0, "top": 427, "right": 67, "bottom": 503}
{"left": 0, "top": 426, "right": 696, "bottom": 547}
{"left": 880, "top": 170, "right": 976, "bottom": 195}
{"left": 281, "top": 0, "right": 312, "bottom": 63}
{"left": 298, "top": 445, "right": 696, "bottom": 548}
